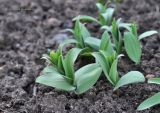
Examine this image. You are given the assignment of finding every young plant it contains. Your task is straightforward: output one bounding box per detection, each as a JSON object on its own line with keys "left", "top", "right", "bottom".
{"left": 138, "top": 78, "right": 160, "bottom": 110}
{"left": 89, "top": 32, "right": 145, "bottom": 89}
{"left": 124, "top": 24, "right": 158, "bottom": 64}
{"left": 73, "top": 1, "right": 114, "bottom": 26}
{"left": 65, "top": 19, "right": 91, "bottom": 49}
{"left": 92, "top": 51, "right": 145, "bottom": 90}
{"left": 103, "top": 22, "right": 157, "bottom": 64}
{"left": 36, "top": 48, "right": 102, "bottom": 94}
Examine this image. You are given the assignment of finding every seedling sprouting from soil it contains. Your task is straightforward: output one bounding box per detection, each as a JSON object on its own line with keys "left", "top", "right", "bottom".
{"left": 138, "top": 78, "right": 160, "bottom": 110}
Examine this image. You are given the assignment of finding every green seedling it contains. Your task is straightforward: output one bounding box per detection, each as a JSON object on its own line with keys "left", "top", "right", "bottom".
{"left": 92, "top": 51, "right": 145, "bottom": 89}
{"left": 124, "top": 24, "right": 158, "bottom": 64}
{"left": 103, "top": 21, "right": 157, "bottom": 64}
{"left": 36, "top": 48, "right": 102, "bottom": 94}
{"left": 73, "top": 1, "right": 114, "bottom": 26}
{"left": 138, "top": 78, "right": 160, "bottom": 110}
{"left": 65, "top": 19, "right": 91, "bottom": 49}
{"left": 85, "top": 30, "right": 114, "bottom": 53}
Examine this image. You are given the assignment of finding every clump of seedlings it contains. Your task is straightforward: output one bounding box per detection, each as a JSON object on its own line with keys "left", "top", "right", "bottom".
{"left": 36, "top": 0, "right": 158, "bottom": 111}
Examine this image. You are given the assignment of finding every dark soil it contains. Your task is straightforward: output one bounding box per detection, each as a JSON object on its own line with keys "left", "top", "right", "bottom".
{"left": 0, "top": 0, "right": 160, "bottom": 113}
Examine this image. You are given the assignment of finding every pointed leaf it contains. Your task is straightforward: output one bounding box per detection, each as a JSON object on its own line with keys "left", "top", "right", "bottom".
{"left": 101, "top": 8, "right": 114, "bottom": 25}
{"left": 96, "top": 3, "right": 106, "bottom": 13}
{"left": 109, "top": 58, "right": 119, "bottom": 85}
{"left": 36, "top": 71, "right": 75, "bottom": 91}
{"left": 114, "top": 71, "right": 145, "bottom": 90}
{"left": 74, "top": 20, "right": 84, "bottom": 47}
{"left": 73, "top": 15, "right": 99, "bottom": 24}
{"left": 124, "top": 32, "right": 142, "bottom": 64}
{"left": 131, "top": 24, "right": 138, "bottom": 37}
{"left": 92, "top": 52, "right": 113, "bottom": 84}
{"left": 139, "top": 30, "right": 158, "bottom": 40}
{"left": 148, "top": 78, "right": 160, "bottom": 85}
{"left": 85, "top": 37, "right": 101, "bottom": 50}
{"left": 42, "top": 66, "right": 58, "bottom": 73}
{"left": 81, "top": 23, "right": 90, "bottom": 40}
{"left": 137, "top": 92, "right": 160, "bottom": 110}
{"left": 100, "top": 31, "right": 114, "bottom": 54}
{"left": 75, "top": 63, "right": 102, "bottom": 94}
{"left": 63, "top": 48, "right": 82, "bottom": 81}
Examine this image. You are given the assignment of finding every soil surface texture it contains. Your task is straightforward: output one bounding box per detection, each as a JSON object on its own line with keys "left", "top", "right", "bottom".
{"left": 0, "top": 0, "right": 160, "bottom": 113}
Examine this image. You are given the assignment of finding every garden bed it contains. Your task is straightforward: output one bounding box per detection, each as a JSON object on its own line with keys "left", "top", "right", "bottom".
{"left": 0, "top": 0, "right": 160, "bottom": 113}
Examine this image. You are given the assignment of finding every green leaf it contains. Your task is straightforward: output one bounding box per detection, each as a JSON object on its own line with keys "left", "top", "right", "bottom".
{"left": 114, "top": 71, "right": 145, "bottom": 90}
{"left": 57, "top": 55, "right": 65, "bottom": 74}
{"left": 109, "top": 58, "right": 119, "bottom": 85}
{"left": 63, "top": 48, "right": 82, "bottom": 82}
{"left": 65, "top": 29, "right": 74, "bottom": 34}
{"left": 130, "top": 23, "right": 138, "bottom": 37}
{"left": 100, "top": 50, "right": 117, "bottom": 67}
{"left": 85, "top": 37, "right": 101, "bottom": 50}
{"left": 42, "top": 66, "right": 58, "bottom": 73}
{"left": 137, "top": 92, "right": 160, "bottom": 110}
{"left": 96, "top": 3, "right": 106, "bottom": 13}
{"left": 74, "top": 20, "right": 84, "bottom": 47}
{"left": 58, "top": 39, "right": 77, "bottom": 52}
{"left": 101, "top": 25, "right": 112, "bottom": 32}
{"left": 139, "top": 30, "right": 158, "bottom": 40}
{"left": 92, "top": 52, "right": 113, "bottom": 84}
{"left": 100, "top": 31, "right": 114, "bottom": 54}
{"left": 73, "top": 15, "right": 99, "bottom": 24}
{"left": 81, "top": 23, "right": 91, "bottom": 40}
{"left": 75, "top": 63, "right": 102, "bottom": 94}
{"left": 101, "top": 8, "right": 114, "bottom": 25}
{"left": 50, "top": 50, "right": 59, "bottom": 65}
{"left": 36, "top": 68, "right": 75, "bottom": 91}
{"left": 148, "top": 78, "right": 160, "bottom": 85}
{"left": 112, "top": 19, "right": 119, "bottom": 41}
{"left": 74, "top": 20, "right": 90, "bottom": 48}
{"left": 119, "top": 23, "right": 131, "bottom": 31}
{"left": 124, "top": 32, "right": 142, "bottom": 64}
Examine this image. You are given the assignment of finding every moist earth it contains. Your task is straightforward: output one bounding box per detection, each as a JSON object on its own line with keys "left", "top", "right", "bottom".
{"left": 0, "top": 0, "right": 160, "bottom": 113}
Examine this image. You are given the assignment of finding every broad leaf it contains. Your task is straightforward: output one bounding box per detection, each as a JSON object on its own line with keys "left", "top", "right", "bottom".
{"left": 42, "top": 66, "right": 58, "bottom": 73}
{"left": 36, "top": 70, "right": 75, "bottom": 91}
{"left": 92, "top": 52, "right": 113, "bottom": 84}
{"left": 124, "top": 32, "right": 142, "bottom": 64}
{"left": 85, "top": 37, "right": 101, "bottom": 50}
{"left": 73, "top": 15, "right": 99, "bottom": 24}
{"left": 81, "top": 23, "right": 91, "bottom": 40}
{"left": 100, "top": 31, "right": 113, "bottom": 54}
{"left": 74, "top": 20, "right": 90, "bottom": 48}
{"left": 74, "top": 20, "right": 84, "bottom": 47}
{"left": 114, "top": 71, "right": 145, "bottom": 90}
{"left": 137, "top": 92, "right": 160, "bottom": 110}
{"left": 148, "top": 78, "right": 160, "bottom": 85}
{"left": 75, "top": 63, "right": 102, "bottom": 94}
{"left": 139, "top": 30, "right": 158, "bottom": 40}
{"left": 63, "top": 48, "right": 82, "bottom": 81}
{"left": 96, "top": 3, "right": 106, "bottom": 13}
{"left": 101, "top": 8, "right": 114, "bottom": 25}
